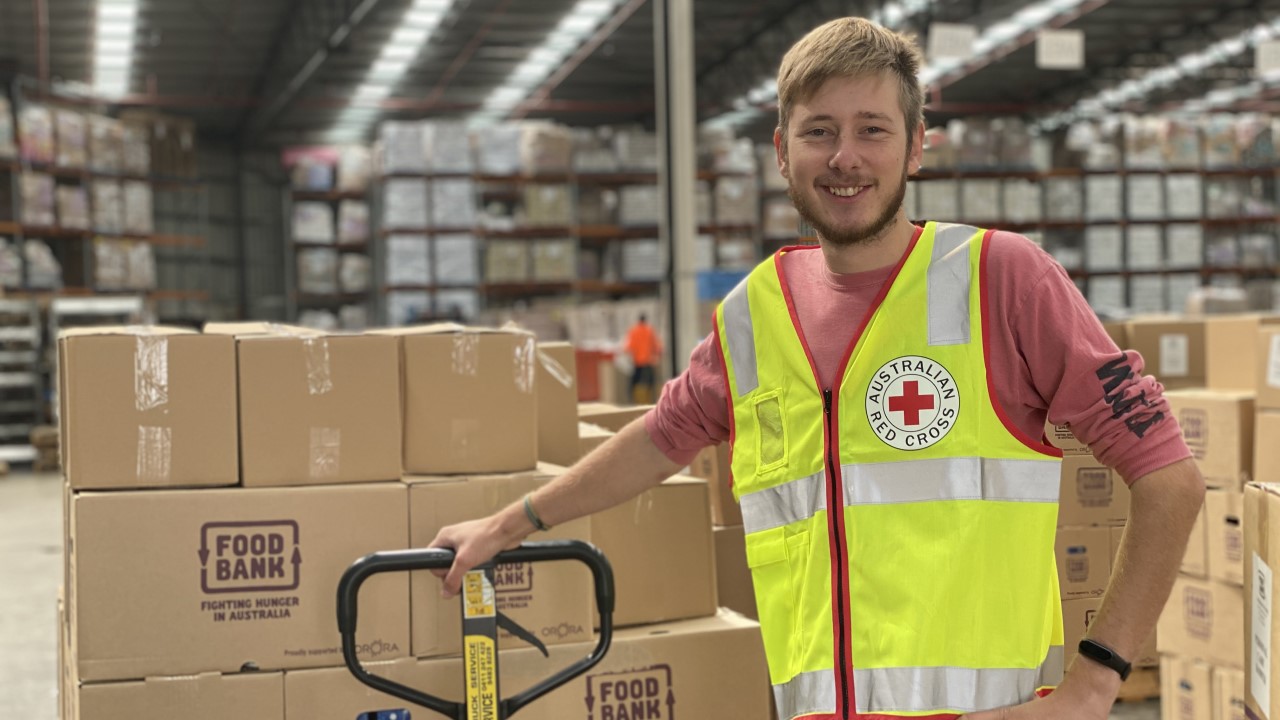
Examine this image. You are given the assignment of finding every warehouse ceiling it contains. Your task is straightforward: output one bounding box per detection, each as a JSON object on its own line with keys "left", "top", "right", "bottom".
{"left": 1, "top": 0, "right": 1279, "bottom": 148}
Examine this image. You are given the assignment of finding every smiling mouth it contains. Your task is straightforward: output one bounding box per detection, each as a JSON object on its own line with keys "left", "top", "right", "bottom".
{"left": 823, "top": 185, "right": 869, "bottom": 198}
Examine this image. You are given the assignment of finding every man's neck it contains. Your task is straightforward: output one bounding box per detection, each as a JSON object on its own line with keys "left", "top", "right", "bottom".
{"left": 818, "top": 214, "right": 917, "bottom": 275}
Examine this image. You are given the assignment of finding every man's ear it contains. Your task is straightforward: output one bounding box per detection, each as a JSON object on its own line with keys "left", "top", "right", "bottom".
{"left": 774, "top": 127, "right": 789, "bottom": 180}
{"left": 909, "top": 121, "right": 925, "bottom": 172}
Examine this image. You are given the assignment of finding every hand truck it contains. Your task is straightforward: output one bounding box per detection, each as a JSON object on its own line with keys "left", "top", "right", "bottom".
{"left": 337, "top": 540, "right": 615, "bottom": 719}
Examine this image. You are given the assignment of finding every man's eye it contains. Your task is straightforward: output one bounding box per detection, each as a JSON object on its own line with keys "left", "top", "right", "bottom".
{"left": 806, "top": 128, "right": 828, "bottom": 137}
{"left": 865, "top": 127, "right": 885, "bottom": 134}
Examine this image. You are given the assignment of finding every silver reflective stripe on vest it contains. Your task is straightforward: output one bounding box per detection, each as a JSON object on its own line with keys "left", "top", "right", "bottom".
{"left": 721, "top": 279, "right": 758, "bottom": 396}
{"left": 773, "top": 669, "right": 836, "bottom": 720}
{"left": 855, "top": 645, "right": 1065, "bottom": 714}
{"left": 928, "top": 222, "right": 977, "bottom": 347}
{"left": 740, "top": 470, "right": 827, "bottom": 534}
{"left": 842, "top": 457, "right": 1060, "bottom": 506}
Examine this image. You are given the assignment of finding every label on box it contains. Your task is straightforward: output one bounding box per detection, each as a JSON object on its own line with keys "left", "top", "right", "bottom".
{"left": 1161, "top": 334, "right": 1190, "bottom": 377}
{"left": 1269, "top": 335, "right": 1280, "bottom": 389}
{"left": 1253, "top": 552, "right": 1273, "bottom": 718}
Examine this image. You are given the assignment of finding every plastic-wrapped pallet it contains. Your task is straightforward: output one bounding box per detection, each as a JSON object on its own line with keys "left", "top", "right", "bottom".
{"left": 1044, "top": 177, "right": 1083, "bottom": 221}
{"left": 18, "top": 105, "right": 54, "bottom": 164}
{"left": 573, "top": 128, "right": 618, "bottom": 173}
{"left": 297, "top": 248, "right": 338, "bottom": 293}
{"left": 486, "top": 240, "right": 530, "bottom": 282}
{"left": 339, "top": 305, "right": 369, "bottom": 331}
{"left": 1167, "top": 224, "right": 1203, "bottom": 268}
{"left": 960, "top": 179, "right": 1000, "bottom": 223}
{"left": 520, "top": 122, "right": 573, "bottom": 174}
{"left": 338, "top": 200, "right": 369, "bottom": 243}
{"left": 1206, "top": 178, "right": 1243, "bottom": 218}
{"left": 435, "top": 235, "right": 480, "bottom": 285}
{"left": 436, "top": 289, "right": 481, "bottom": 320}
{"left": 298, "top": 310, "right": 339, "bottom": 331}
{"left": 1084, "top": 175, "right": 1122, "bottom": 221}
{"left": 718, "top": 238, "right": 757, "bottom": 270}
{"left": 386, "top": 291, "right": 431, "bottom": 326}
{"left": 1124, "top": 116, "right": 1164, "bottom": 169}
{"left": 21, "top": 173, "right": 55, "bottom": 227}
{"left": 533, "top": 239, "right": 575, "bottom": 281}
{"left": 701, "top": 128, "right": 757, "bottom": 174}
{"left": 695, "top": 235, "right": 715, "bottom": 271}
{"left": 0, "top": 239, "right": 20, "bottom": 287}
{"left": 385, "top": 235, "right": 430, "bottom": 286}
{"left": 1242, "top": 234, "right": 1276, "bottom": 268}
{"left": 56, "top": 186, "right": 90, "bottom": 230}
{"left": 619, "top": 186, "right": 660, "bottom": 227}
{"left": 123, "top": 181, "right": 154, "bottom": 235}
{"left": 762, "top": 198, "right": 801, "bottom": 239}
{"left": 431, "top": 178, "right": 476, "bottom": 228}
{"left": 379, "top": 121, "right": 427, "bottom": 174}
{"left": 91, "top": 180, "right": 123, "bottom": 235}
{"left": 1240, "top": 115, "right": 1276, "bottom": 167}
{"left": 127, "top": 240, "right": 156, "bottom": 289}
{"left": 952, "top": 119, "right": 998, "bottom": 169}
{"left": 474, "top": 122, "right": 523, "bottom": 176}
{"left": 1084, "top": 226, "right": 1123, "bottom": 272}
{"left": 422, "top": 120, "right": 473, "bottom": 173}
{"left": 1125, "top": 175, "right": 1163, "bottom": 221}
{"left": 1167, "top": 274, "right": 1201, "bottom": 314}
{"left": 758, "top": 145, "right": 788, "bottom": 192}
{"left": 1166, "top": 174, "right": 1203, "bottom": 219}
{"left": 339, "top": 253, "right": 371, "bottom": 293}
{"left": 292, "top": 201, "right": 335, "bottom": 243}
{"left": 88, "top": 115, "right": 124, "bottom": 174}
{"left": 697, "top": 181, "right": 712, "bottom": 225}
{"left": 337, "top": 145, "right": 372, "bottom": 192}
{"left": 121, "top": 120, "right": 151, "bottom": 176}
{"left": 1130, "top": 276, "right": 1166, "bottom": 314}
{"left": 382, "top": 178, "right": 428, "bottom": 229}
{"left": 290, "top": 156, "right": 334, "bottom": 191}
{"left": 918, "top": 180, "right": 958, "bottom": 220}
{"left": 1127, "top": 226, "right": 1162, "bottom": 271}
{"left": 0, "top": 98, "right": 15, "bottom": 159}
{"left": 94, "top": 239, "right": 129, "bottom": 290}
{"left": 1163, "top": 119, "right": 1200, "bottom": 168}
{"left": 614, "top": 129, "right": 658, "bottom": 171}
{"left": 1203, "top": 116, "right": 1240, "bottom": 169}
{"left": 1206, "top": 235, "right": 1240, "bottom": 267}
{"left": 1002, "top": 179, "right": 1042, "bottom": 224}
{"left": 621, "top": 239, "right": 661, "bottom": 281}
{"left": 55, "top": 110, "right": 88, "bottom": 169}
{"left": 523, "top": 184, "right": 573, "bottom": 227}
{"left": 1087, "top": 276, "right": 1125, "bottom": 313}
{"left": 715, "top": 177, "right": 758, "bottom": 226}
{"left": 995, "top": 118, "right": 1034, "bottom": 168}
{"left": 24, "top": 240, "right": 60, "bottom": 288}
{"left": 578, "top": 187, "right": 617, "bottom": 225}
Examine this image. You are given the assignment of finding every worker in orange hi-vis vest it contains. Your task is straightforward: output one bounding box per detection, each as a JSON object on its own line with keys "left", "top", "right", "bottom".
{"left": 623, "top": 313, "right": 662, "bottom": 404}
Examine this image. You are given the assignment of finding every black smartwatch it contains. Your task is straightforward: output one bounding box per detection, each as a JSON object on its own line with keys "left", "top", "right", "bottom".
{"left": 1078, "top": 639, "right": 1132, "bottom": 680}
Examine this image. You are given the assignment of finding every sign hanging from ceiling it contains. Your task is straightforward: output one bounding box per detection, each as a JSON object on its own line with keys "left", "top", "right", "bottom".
{"left": 1036, "top": 29, "right": 1085, "bottom": 70}
{"left": 1256, "top": 40, "right": 1280, "bottom": 76}
{"left": 927, "top": 23, "right": 978, "bottom": 62}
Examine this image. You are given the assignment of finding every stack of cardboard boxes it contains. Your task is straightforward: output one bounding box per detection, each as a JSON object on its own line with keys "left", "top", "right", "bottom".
{"left": 59, "top": 324, "right": 770, "bottom": 720}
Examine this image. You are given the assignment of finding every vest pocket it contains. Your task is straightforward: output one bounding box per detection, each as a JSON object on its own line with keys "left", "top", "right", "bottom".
{"left": 754, "top": 390, "right": 788, "bottom": 475}
{"left": 746, "top": 526, "right": 808, "bottom": 684}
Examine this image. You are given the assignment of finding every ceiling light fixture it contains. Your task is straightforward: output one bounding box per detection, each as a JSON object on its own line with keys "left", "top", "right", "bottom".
{"left": 92, "top": 0, "right": 138, "bottom": 98}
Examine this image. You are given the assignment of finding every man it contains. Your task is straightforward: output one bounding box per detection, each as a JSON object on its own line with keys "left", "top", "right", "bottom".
{"left": 430, "top": 17, "right": 1202, "bottom": 720}
{"left": 623, "top": 313, "right": 662, "bottom": 403}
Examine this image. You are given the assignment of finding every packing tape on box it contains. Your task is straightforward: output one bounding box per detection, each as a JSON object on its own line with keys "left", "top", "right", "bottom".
{"left": 303, "top": 337, "right": 333, "bottom": 395}
{"left": 309, "top": 427, "right": 341, "bottom": 479}
{"left": 136, "top": 425, "right": 172, "bottom": 482}
{"left": 134, "top": 335, "right": 169, "bottom": 411}
{"left": 537, "top": 347, "right": 573, "bottom": 389}
{"left": 515, "top": 336, "right": 536, "bottom": 394}
{"left": 452, "top": 334, "right": 480, "bottom": 376}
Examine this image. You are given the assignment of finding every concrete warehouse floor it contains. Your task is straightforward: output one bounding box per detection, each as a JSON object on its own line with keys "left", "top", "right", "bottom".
{"left": 1, "top": 472, "right": 1159, "bottom": 720}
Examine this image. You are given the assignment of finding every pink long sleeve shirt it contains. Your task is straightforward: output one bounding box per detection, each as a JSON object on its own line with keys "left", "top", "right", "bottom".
{"left": 645, "top": 227, "right": 1191, "bottom": 484}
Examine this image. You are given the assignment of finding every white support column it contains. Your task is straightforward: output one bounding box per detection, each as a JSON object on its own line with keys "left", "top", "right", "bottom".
{"left": 654, "top": 0, "right": 700, "bottom": 378}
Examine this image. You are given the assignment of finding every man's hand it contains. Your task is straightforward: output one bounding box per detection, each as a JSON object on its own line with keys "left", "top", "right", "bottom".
{"left": 428, "top": 514, "right": 527, "bottom": 598}
{"left": 964, "top": 659, "right": 1119, "bottom": 719}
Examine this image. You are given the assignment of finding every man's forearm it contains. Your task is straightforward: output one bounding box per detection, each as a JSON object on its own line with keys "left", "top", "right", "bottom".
{"left": 493, "top": 416, "right": 685, "bottom": 540}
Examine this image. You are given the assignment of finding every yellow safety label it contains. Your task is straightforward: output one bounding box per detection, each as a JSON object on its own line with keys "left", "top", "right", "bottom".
{"left": 463, "top": 570, "right": 496, "bottom": 619}
{"left": 464, "top": 635, "right": 498, "bottom": 720}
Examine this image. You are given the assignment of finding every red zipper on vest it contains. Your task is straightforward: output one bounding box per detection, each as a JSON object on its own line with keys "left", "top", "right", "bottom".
{"left": 823, "top": 387, "right": 853, "bottom": 718}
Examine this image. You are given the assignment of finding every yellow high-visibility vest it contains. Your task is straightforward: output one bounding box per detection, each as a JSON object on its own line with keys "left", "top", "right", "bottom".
{"left": 715, "top": 222, "right": 1064, "bottom": 720}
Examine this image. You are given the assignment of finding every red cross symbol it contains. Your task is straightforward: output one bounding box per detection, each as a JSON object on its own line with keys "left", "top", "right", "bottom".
{"left": 888, "top": 380, "right": 935, "bottom": 426}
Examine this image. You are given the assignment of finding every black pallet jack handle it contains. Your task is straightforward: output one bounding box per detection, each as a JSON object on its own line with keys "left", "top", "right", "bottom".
{"left": 337, "top": 540, "right": 615, "bottom": 719}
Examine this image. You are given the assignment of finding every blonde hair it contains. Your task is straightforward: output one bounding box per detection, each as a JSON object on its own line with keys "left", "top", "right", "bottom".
{"left": 777, "top": 18, "right": 925, "bottom": 149}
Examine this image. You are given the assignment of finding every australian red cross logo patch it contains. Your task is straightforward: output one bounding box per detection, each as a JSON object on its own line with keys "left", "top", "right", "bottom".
{"left": 865, "top": 355, "right": 960, "bottom": 450}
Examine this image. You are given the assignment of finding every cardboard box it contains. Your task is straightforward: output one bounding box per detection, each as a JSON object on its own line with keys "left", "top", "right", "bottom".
{"left": 1061, "top": 597, "right": 1101, "bottom": 667}
{"left": 1162, "top": 655, "right": 1212, "bottom": 720}
{"left": 590, "top": 476, "right": 717, "bottom": 627}
{"left": 578, "top": 422, "right": 613, "bottom": 459}
{"left": 1259, "top": 411, "right": 1280, "bottom": 483}
{"left": 1214, "top": 666, "right": 1246, "bottom": 720}
{"left": 1167, "top": 390, "right": 1255, "bottom": 491}
{"left": 68, "top": 484, "right": 410, "bottom": 681}
{"left": 284, "top": 659, "right": 455, "bottom": 720}
{"left": 76, "top": 672, "right": 284, "bottom": 720}
{"left": 688, "top": 442, "right": 741, "bottom": 526}
{"left": 1059, "top": 454, "right": 1130, "bottom": 526}
{"left": 1183, "top": 502, "right": 1209, "bottom": 578}
{"left": 494, "top": 610, "right": 771, "bottom": 720}
{"left": 1156, "top": 575, "right": 1244, "bottom": 669}
{"left": 1103, "top": 321, "right": 1128, "bottom": 350}
{"left": 1246, "top": 483, "right": 1280, "bottom": 719}
{"left": 1126, "top": 317, "right": 1206, "bottom": 389}
{"left": 59, "top": 327, "right": 238, "bottom": 489}
{"left": 207, "top": 326, "right": 401, "bottom": 486}
{"left": 1207, "top": 490, "right": 1245, "bottom": 586}
{"left": 537, "top": 342, "right": 580, "bottom": 467}
{"left": 1262, "top": 326, "right": 1280, "bottom": 410}
{"left": 1055, "top": 526, "right": 1111, "bottom": 599}
{"left": 373, "top": 324, "right": 537, "bottom": 475}
{"left": 577, "top": 402, "right": 653, "bottom": 432}
{"left": 406, "top": 468, "right": 593, "bottom": 658}
{"left": 1207, "top": 315, "right": 1280, "bottom": 392}
{"left": 715, "top": 524, "right": 757, "bottom": 620}
{"left": 1044, "top": 421, "right": 1090, "bottom": 455}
